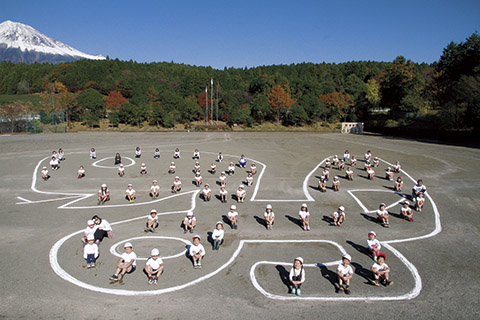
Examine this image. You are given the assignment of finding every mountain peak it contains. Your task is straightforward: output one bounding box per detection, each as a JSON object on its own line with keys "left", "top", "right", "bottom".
{"left": 0, "top": 20, "right": 105, "bottom": 64}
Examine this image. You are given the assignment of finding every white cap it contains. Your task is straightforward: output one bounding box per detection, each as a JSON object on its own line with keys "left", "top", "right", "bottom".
{"left": 152, "top": 180, "right": 157, "bottom": 183}
{"left": 128, "top": 183, "right": 133, "bottom": 187}
{"left": 101, "top": 184, "right": 107, "bottom": 188}
{"left": 338, "top": 206, "right": 345, "bottom": 211}
{"left": 266, "top": 204, "right": 272, "bottom": 209}
{"left": 334, "top": 176, "right": 339, "bottom": 179}
{"left": 120, "top": 164, "right": 124, "bottom": 167}
{"left": 342, "top": 254, "right": 352, "bottom": 261}
{"left": 239, "top": 185, "right": 244, "bottom": 188}
{"left": 43, "top": 166, "right": 47, "bottom": 169}
{"left": 124, "top": 242, "right": 133, "bottom": 248}
{"left": 221, "top": 171, "right": 225, "bottom": 174}
{"left": 142, "top": 163, "right": 145, "bottom": 166}
{"left": 150, "top": 209, "right": 157, "bottom": 213}
{"left": 295, "top": 257, "right": 304, "bottom": 264}
{"left": 196, "top": 172, "right": 200, "bottom": 175}
{"left": 171, "top": 162, "right": 175, "bottom": 164}
{"left": 403, "top": 200, "right": 410, "bottom": 205}
{"left": 380, "top": 202, "right": 386, "bottom": 207}
{"left": 87, "top": 234, "right": 94, "bottom": 241}
{"left": 230, "top": 205, "right": 236, "bottom": 210}
{"left": 87, "top": 219, "right": 94, "bottom": 225}
{"left": 301, "top": 203, "right": 307, "bottom": 208}
{"left": 175, "top": 176, "right": 179, "bottom": 179}
{"left": 187, "top": 211, "right": 193, "bottom": 216}
{"left": 192, "top": 234, "right": 201, "bottom": 240}
{"left": 368, "top": 231, "right": 376, "bottom": 236}
{"left": 151, "top": 248, "right": 160, "bottom": 256}
{"left": 205, "top": 183, "right": 210, "bottom": 186}
{"left": 216, "top": 221, "right": 223, "bottom": 226}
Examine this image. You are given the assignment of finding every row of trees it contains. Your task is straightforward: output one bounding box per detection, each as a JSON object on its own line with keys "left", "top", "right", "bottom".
{"left": 1, "top": 32, "right": 478, "bottom": 130}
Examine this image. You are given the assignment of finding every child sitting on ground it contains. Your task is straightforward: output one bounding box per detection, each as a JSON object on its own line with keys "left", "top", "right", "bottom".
{"left": 228, "top": 162, "right": 235, "bottom": 175}
{"left": 394, "top": 176, "right": 403, "bottom": 192}
{"left": 366, "top": 231, "right": 381, "bottom": 261}
{"left": 194, "top": 172, "right": 203, "bottom": 187}
{"left": 217, "top": 152, "right": 224, "bottom": 162}
{"left": 135, "top": 147, "right": 142, "bottom": 158}
{"left": 401, "top": 201, "right": 414, "bottom": 222}
{"left": 77, "top": 165, "right": 85, "bottom": 179}
{"left": 150, "top": 180, "right": 160, "bottom": 198}
{"left": 189, "top": 235, "right": 205, "bottom": 269}
{"left": 140, "top": 163, "right": 147, "bottom": 175}
{"left": 169, "top": 162, "right": 176, "bottom": 174}
{"left": 212, "top": 221, "right": 224, "bottom": 250}
{"left": 202, "top": 183, "right": 211, "bottom": 201}
{"left": 41, "top": 166, "right": 50, "bottom": 181}
{"left": 145, "top": 209, "right": 159, "bottom": 232}
{"left": 125, "top": 184, "right": 136, "bottom": 203}
{"left": 345, "top": 166, "right": 354, "bottom": 181}
{"left": 193, "top": 161, "right": 201, "bottom": 173}
{"left": 336, "top": 254, "right": 353, "bottom": 295}
{"left": 172, "top": 176, "right": 182, "bottom": 193}
{"left": 250, "top": 162, "right": 257, "bottom": 175}
{"left": 318, "top": 176, "right": 327, "bottom": 192}
{"left": 82, "top": 219, "right": 97, "bottom": 244}
{"left": 50, "top": 156, "right": 59, "bottom": 170}
{"left": 219, "top": 171, "right": 227, "bottom": 186}
{"left": 192, "top": 149, "right": 200, "bottom": 160}
{"left": 351, "top": 155, "right": 357, "bottom": 166}
{"left": 228, "top": 205, "right": 238, "bottom": 229}
{"left": 332, "top": 155, "right": 339, "bottom": 166}
{"left": 415, "top": 192, "right": 425, "bottom": 212}
{"left": 118, "top": 164, "right": 125, "bottom": 177}
{"left": 370, "top": 253, "right": 393, "bottom": 286}
{"left": 154, "top": 148, "right": 160, "bottom": 159}
{"left": 109, "top": 242, "right": 136, "bottom": 282}
{"left": 331, "top": 206, "right": 346, "bottom": 226}
{"left": 385, "top": 167, "right": 394, "bottom": 181}
{"left": 97, "top": 184, "right": 110, "bottom": 205}
{"left": 393, "top": 161, "right": 401, "bottom": 173}
{"left": 173, "top": 148, "right": 181, "bottom": 159}
{"left": 373, "top": 157, "right": 380, "bottom": 168}
{"left": 90, "top": 148, "right": 96, "bottom": 159}
{"left": 236, "top": 185, "right": 246, "bottom": 202}
{"left": 299, "top": 203, "right": 310, "bottom": 231}
{"left": 239, "top": 154, "right": 247, "bottom": 168}
{"left": 264, "top": 204, "right": 275, "bottom": 230}
{"left": 219, "top": 185, "right": 228, "bottom": 203}
{"left": 376, "top": 203, "right": 390, "bottom": 228}
{"left": 183, "top": 212, "right": 196, "bottom": 233}
{"left": 144, "top": 248, "right": 163, "bottom": 285}
{"left": 246, "top": 173, "right": 254, "bottom": 187}
{"left": 367, "top": 165, "right": 375, "bottom": 180}
{"left": 210, "top": 162, "right": 216, "bottom": 174}
{"left": 332, "top": 176, "right": 340, "bottom": 191}
{"left": 289, "top": 257, "right": 305, "bottom": 296}
{"left": 83, "top": 234, "right": 99, "bottom": 269}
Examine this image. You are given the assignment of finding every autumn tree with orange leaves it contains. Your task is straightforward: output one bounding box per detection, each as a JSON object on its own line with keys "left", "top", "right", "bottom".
{"left": 267, "top": 85, "right": 295, "bottom": 126}
{"left": 105, "top": 91, "right": 126, "bottom": 113}
{"left": 318, "top": 92, "right": 355, "bottom": 122}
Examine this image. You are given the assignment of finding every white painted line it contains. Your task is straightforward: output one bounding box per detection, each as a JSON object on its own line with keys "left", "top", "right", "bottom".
{"left": 16, "top": 195, "right": 84, "bottom": 205}
{"left": 109, "top": 236, "right": 191, "bottom": 261}
{"left": 16, "top": 196, "right": 32, "bottom": 203}
{"left": 91, "top": 156, "right": 136, "bottom": 169}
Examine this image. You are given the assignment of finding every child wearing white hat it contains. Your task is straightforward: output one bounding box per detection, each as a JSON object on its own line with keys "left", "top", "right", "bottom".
{"left": 227, "top": 205, "right": 238, "bottom": 229}
{"left": 172, "top": 176, "right": 182, "bottom": 193}
{"left": 83, "top": 234, "right": 99, "bottom": 268}
{"left": 250, "top": 162, "right": 257, "bottom": 175}
{"left": 373, "top": 157, "right": 380, "bottom": 168}
{"left": 332, "top": 176, "right": 340, "bottom": 191}
{"left": 193, "top": 161, "right": 201, "bottom": 174}
{"left": 299, "top": 203, "right": 310, "bottom": 231}
{"left": 227, "top": 162, "right": 235, "bottom": 175}
{"left": 367, "top": 165, "right": 375, "bottom": 180}
{"left": 118, "top": 164, "right": 125, "bottom": 177}
{"left": 210, "top": 162, "right": 217, "bottom": 175}
{"left": 264, "top": 204, "right": 275, "bottom": 230}
{"left": 109, "top": 242, "right": 136, "bottom": 281}
{"left": 97, "top": 184, "right": 110, "bottom": 205}
{"left": 332, "top": 155, "right": 339, "bottom": 166}
{"left": 145, "top": 209, "right": 159, "bottom": 232}
{"left": 366, "top": 231, "right": 381, "bottom": 261}
{"left": 189, "top": 235, "right": 205, "bottom": 268}
{"left": 140, "top": 163, "right": 147, "bottom": 175}
{"left": 169, "top": 162, "right": 176, "bottom": 174}
{"left": 289, "top": 257, "right": 305, "bottom": 296}
{"left": 82, "top": 219, "right": 98, "bottom": 244}
{"left": 202, "top": 184, "right": 211, "bottom": 201}
{"left": 318, "top": 176, "right": 327, "bottom": 192}
{"left": 336, "top": 254, "right": 353, "bottom": 294}
{"left": 331, "top": 206, "right": 346, "bottom": 226}
{"left": 183, "top": 212, "right": 196, "bottom": 233}
{"left": 219, "top": 185, "right": 228, "bottom": 203}
{"left": 125, "top": 184, "right": 136, "bottom": 203}
{"left": 144, "top": 248, "right": 164, "bottom": 285}
{"left": 219, "top": 171, "right": 227, "bottom": 187}
{"left": 41, "top": 166, "right": 50, "bottom": 181}
{"left": 385, "top": 167, "right": 394, "bottom": 181}
{"left": 212, "top": 221, "right": 224, "bottom": 250}
{"left": 246, "top": 173, "right": 254, "bottom": 187}
{"left": 150, "top": 180, "right": 160, "bottom": 198}
{"left": 236, "top": 185, "right": 246, "bottom": 203}
{"left": 345, "top": 166, "right": 354, "bottom": 181}
{"left": 194, "top": 172, "right": 203, "bottom": 187}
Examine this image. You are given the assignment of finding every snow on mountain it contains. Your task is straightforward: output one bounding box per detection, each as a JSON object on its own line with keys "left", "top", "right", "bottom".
{"left": 0, "top": 20, "right": 105, "bottom": 63}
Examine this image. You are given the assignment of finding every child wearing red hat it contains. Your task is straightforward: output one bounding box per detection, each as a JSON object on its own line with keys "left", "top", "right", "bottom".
{"left": 370, "top": 253, "right": 393, "bottom": 286}
{"left": 366, "top": 231, "right": 381, "bottom": 261}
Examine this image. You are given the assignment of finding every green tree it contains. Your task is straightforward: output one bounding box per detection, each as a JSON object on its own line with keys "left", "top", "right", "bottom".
{"left": 77, "top": 88, "right": 105, "bottom": 126}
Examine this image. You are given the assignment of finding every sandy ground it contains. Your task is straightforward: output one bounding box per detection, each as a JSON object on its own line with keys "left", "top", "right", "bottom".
{"left": 0, "top": 132, "right": 479, "bottom": 319}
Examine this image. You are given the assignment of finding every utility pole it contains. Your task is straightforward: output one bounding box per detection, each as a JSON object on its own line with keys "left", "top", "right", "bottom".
{"left": 205, "top": 86, "right": 208, "bottom": 123}
{"left": 216, "top": 82, "right": 219, "bottom": 123}
{"left": 210, "top": 78, "right": 214, "bottom": 125}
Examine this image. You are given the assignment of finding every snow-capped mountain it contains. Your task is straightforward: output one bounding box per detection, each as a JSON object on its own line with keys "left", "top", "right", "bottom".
{"left": 0, "top": 20, "right": 105, "bottom": 64}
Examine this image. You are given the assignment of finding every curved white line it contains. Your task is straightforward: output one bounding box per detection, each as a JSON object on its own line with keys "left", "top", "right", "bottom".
{"left": 92, "top": 156, "right": 136, "bottom": 169}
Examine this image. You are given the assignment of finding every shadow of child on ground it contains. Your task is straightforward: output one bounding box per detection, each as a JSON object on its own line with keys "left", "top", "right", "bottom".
{"left": 276, "top": 265, "right": 291, "bottom": 293}
{"left": 285, "top": 215, "right": 302, "bottom": 229}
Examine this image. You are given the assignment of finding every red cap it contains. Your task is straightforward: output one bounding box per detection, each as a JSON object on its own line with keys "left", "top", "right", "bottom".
{"left": 378, "top": 253, "right": 386, "bottom": 260}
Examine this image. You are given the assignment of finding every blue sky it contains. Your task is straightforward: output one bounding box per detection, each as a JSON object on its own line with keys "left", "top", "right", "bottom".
{"left": 2, "top": 0, "right": 479, "bottom": 69}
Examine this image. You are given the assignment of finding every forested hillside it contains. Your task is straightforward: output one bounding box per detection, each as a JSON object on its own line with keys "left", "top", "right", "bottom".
{"left": 0, "top": 32, "right": 478, "bottom": 132}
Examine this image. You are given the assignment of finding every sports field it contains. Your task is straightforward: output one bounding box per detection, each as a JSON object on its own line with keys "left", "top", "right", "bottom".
{"left": 0, "top": 132, "right": 478, "bottom": 319}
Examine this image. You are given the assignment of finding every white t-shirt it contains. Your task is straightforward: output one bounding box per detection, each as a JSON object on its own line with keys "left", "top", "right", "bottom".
{"left": 228, "top": 165, "right": 235, "bottom": 171}
{"left": 337, "top": 263, "right": 353, "bottom": 275}
{"left": 169, "top": 165, "right": 176, "bottom": 171}
{"left": 332, "top": 210, "right": 345, "bottom": 218}
{"left": 401, "top": 207, "right": 412, "bottom": 215}
{"left": 78, "top": 168, "right": 85, "bottom": 175}
{"left": 151, "top": 185, "right": 160, "bottom": 193}
{"left": 50, "top": 159, "right": 59, "bottom": 166}
{"left": 97, "top": 219, "right": 112, "bottom": 231}
{"left": 366, "top": 238, "right": 381, "bottom": 250}
{"left": 84, "top": 226, "right": 97, "bottom": 237}
{"left": 413, "top": 184, "right": 427, "bottom": 194}
{"left": 174, "top": 151, "right": 180, "bottom": 158}
{"left": 264, "top": 211, "right": 275, "bottom": 218}
{"left": 121, "top": 251, "right": 137, "bottom": 266}
{"left": 237, "top": 189, "right": 246, "bottom": 197}
{"left": 219, "top": 176, "right": 226, "bottom": 184}
{"left": 90, "top": 150, "right": 96, "bottom": 158}
{"left": 126, "top": 188, "right": 136, "bottom": 196}
{"left": 118, "top": 167, "right": 125, "bottom": 173}
{"left": 376, "top": 209, "right": 388, "bottom": 217}
{"left": 148, "top": 215, "right": 158, "bottom": 222}
{"left": 41, "top": 169, "right": 49, "bottom": 176}
{"left": 193, "top": 151, "right": 200, "bottom": 158}
{"left": 212, "top": 229, "right": 224, "bottom": 241}
{"left": 185, "top": 216, "right": 196, "bottom": 224}
{"left": 136, "top": 150, "right": 142, "bottom": 156}
{"left": 83, "top": 243, "right": 99, "bottom": 259}
{"left": 195, "top": 175, "right": 203, "bottom": 182}
{"left": 372, "top": 262, "right": 389, "bottom": 272}
{"left": 228, "top": 210, "right": 238, "bottom": 218}
{"left": 189, "top": 243, "right": 205, "bottom": 256}
{"left": 247, "top": 176, "right": 253, "bottom": 183}
{"left": 299, "top": 210, "right": 310, "bottom": 219}
{"left": 211, "top": 164, "right": 216, "bottom": 170}
{"left": 174, "top": 180, "right": 182, "bottom": 187}
{"left": 146, "top": 257, "right": 163, "bottom": 270}
{"left": 202, "top": 188, "right": 211, "bottom": 196}
{"left": 289, "top": 267, "right": 305, "bottom": 282}
{"left": 220, "top": 189, "right": 228, "bottom": 196}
